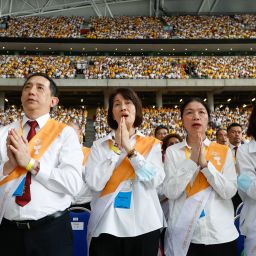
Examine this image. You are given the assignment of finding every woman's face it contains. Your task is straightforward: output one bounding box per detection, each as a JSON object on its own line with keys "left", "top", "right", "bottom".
{"left": 182, "top": 101, "right": 209, "bottom": 136}
{"left": 112, "top": 93, "right": 136, "bottom": 128}
{"left": 167, "top": 137, "right": 180, "bottom": 147}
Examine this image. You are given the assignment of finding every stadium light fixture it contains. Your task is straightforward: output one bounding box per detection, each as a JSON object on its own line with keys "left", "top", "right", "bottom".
{"left": 2, "top": 46, "right": 5, "bottom": 49}
{"left": 173, "top": 48, "right": 175, "bottom": 51}
{"left": 174, "top": 105, "right": 178, "bottom": 108}
{"left": 252, "top": 98, "right": 255, "bottom": 102}
{"left": 5, "top": 98, "right": 8, "bottom": 102}
{"left": 205, "top": 48, "right": 207, "bottom": 51}
{"left": 203, "top": 98, "right": 207, "bottom": 102}
{"left": 220, "top": 105, "right": 223, "bottom": 108}
{"left": 81, "top": 99, "right": 84, "bottom": 102}
{"left": 227, "top": 98, "right": 231, "bottom": 102}
{"left": 179, "top": 99, "right": 183, "bottom": 102}
{"left": 243, "top": 104, "right": 247, "bottom": 108}
{"left": 185, "top": 48, "right": 187, "bottom": 51}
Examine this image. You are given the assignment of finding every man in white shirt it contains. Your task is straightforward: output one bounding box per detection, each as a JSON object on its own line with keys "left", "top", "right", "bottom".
{"left": 227, "top": 122, "right": 243, "bottom": 211}
{"left": 0, "top": 73, "right": 84, "bottom": 256}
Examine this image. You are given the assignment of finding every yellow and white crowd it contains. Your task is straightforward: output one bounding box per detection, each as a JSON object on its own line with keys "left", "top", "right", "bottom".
{"left": 1, "top": 55, "right": 256, "bottom": 79}
{"left": 1, "top": 15, "right": 256, "bottom": 39}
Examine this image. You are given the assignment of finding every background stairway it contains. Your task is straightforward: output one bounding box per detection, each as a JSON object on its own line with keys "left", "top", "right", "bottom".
{"left": 84, "top": 119, "right": 95, "bottom": 148}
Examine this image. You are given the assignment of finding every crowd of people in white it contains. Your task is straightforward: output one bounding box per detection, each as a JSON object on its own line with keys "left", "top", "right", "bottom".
{"left": 0, "top": 15, "right": 256, "bottom": 39}
{"left": 94, "top": 106, "right": 251, "bottom": 142}
{"left": 1, "top": 55, "right": 256, "bottom": 79}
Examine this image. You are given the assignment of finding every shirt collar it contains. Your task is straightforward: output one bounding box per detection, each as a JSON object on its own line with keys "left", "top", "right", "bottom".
{"left": 100, "top": 129, "right": 145, "bottom": 143}
{"left": 178, "top": 136, "right": 211, "bottom": 150}
{"left": 22, "top": 113, "right": 50, "bottom": 129}
{"left": 229, "top": 143, "right": 241, "bottom": 150}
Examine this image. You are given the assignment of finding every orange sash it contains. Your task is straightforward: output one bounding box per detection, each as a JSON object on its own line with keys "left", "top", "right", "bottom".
{"left": 100, "top": 136, "right": 160, "bottom": 197}
{"left": 185, "top": 142, "right": 229, "bottom": 197}
{"left": 82, "top": 147, "right": 90, "bottom": 166}
{"left": 0, "top": 119, "right": 66, "bottom": 186}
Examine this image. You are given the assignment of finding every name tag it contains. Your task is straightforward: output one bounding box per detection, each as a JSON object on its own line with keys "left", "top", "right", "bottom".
{"left": 114, "top": 191, "right": 132, "bottom": 209}
{"left": 13, "top": 177, "right": 26, "bottom": 196}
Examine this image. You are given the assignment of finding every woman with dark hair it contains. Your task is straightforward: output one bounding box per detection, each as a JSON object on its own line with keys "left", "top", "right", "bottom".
{"left": 162, "top": 133, "right": 183, "bottom": 161}
{"left": 85, "top": 88, "right": 165, "bottom": 256}
{"left": 237, "top": 105, "right": 256, "bottom": 256}
{"left": 163, "top": 97, "right": 238, "bottom": 256}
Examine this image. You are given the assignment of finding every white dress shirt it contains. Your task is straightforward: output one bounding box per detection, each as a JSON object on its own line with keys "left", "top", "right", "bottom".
{"left": 236, "top": 140, "right": 256, "bottom": 236}
{"left": 85, "top": 131, "right": 165, "bottom": 237}
{"left": 0, "top": 113, "right": 84, "bottom": 221}
{"left": 163, "top": 138, "right": 238, "bottom": 244}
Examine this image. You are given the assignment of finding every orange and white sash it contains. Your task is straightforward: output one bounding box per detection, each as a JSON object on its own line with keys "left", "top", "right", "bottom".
{"left": 165, "top": 142, "right": 229, "bottom": 256}
{"left": 0, "top": 119, "right": 66, "bottom": 223}
{"left": 82, "top": 147, "right": 90, "bottom": 166}
{"left": 87, "top": 136, "right": 159, "bottom": 247}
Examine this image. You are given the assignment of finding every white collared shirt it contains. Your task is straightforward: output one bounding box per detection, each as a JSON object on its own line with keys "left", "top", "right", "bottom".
{"left": 236, "top": 139, "right": 256, "bottom": 236}
{"left": 0, "top": 113, "right": 84, "bottom": 220}
{"left": 163, "top": 138, "right": 238, "bottom": 244}
{"left": 85, "top": 130, "right": 165, "bottom": 237}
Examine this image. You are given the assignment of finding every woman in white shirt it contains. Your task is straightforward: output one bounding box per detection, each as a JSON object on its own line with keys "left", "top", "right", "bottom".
{"left": 163, "top": 97, "right": 238, "bottom": 256}
{"left": 237, "top": 106, "right": 256, "bottom": 256}
{"left": 85, "top": 88, "right": 165, "bottom": 256}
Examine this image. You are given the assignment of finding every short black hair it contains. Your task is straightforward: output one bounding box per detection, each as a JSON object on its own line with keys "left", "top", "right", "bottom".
{"left": 162, "top": 133, "right": 183, "bottom": 151}
{"left": 23, "top": 72, "right": 58, "bottom": 97}
{"left": 227, "top": 123, "right": 242, "bottom": 132}
{"left": 216, "top": 128, "right": 227, "bottom": 136}
{"left": 180, "top": 97, "right": 211, "bottom": 119}
{"left": 107, "top": 88, "right": 142, "bottom": 130}
{"left": 247, "top": 106, "right": 256, "bottom": 139}
{"left": 154, "top": 125, "right": 169, "bottom": 137}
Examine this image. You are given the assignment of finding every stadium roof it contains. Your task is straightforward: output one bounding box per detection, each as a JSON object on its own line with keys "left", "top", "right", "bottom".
{"left": 0, "top": 0, "right": 256, "bottom": 18}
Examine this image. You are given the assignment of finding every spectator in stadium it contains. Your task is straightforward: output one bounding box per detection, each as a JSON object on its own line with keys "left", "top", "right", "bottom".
{"left": 236, "top": 105, "right": 256, "bottom": 256}
{"left": 162, "top": 133, "right": 183, "bottom": 162}
{"left": 0, "top": 73, "right": 84, "bottom": 256}
{"left": 155, "top": 125, "right": 169, "bottom": 141}
{"left": 85, "top": 88, "right": 165, "bottom": 256}
{"left": 227, "top": 122, "right": 243, "bottom": 210}
{"left": 163, "top": 97, "right": 238, "bottom": 256}
{"left": 216, "top": 128, "right": 229, "bottom": 145}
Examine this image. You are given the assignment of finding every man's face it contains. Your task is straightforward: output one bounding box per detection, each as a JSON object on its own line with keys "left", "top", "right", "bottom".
{"left": 227, "top": 126, "right": 242, "bottom": 146}
{"left": 155, "top": 128, "right": 168, "bottom": 141}
{"left": 216, "top": 129, "right": 229, "bottom": 145}
{"left": 21, "top": 76, "right": 59, "bottom": 117}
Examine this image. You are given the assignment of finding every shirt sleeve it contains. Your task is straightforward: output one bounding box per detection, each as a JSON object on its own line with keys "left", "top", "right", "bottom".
{"left": 200, "top": 148, "right": 237, "bottom": 199}
{"left": 34, "top": 126, "right": 84, "bottom": 196}
{"left": 163, "top": 146, "right": 198, "bottom": 200}
{"left": 236, "top": 144, "right": 256, "bottom": 200}
{"left": 85, "top": 140, "right": 120, "bottom": 192}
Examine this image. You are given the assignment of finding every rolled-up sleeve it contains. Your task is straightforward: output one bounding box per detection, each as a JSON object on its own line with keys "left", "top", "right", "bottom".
{"left": 200, "top": 149, "right": 237, "bottom": 200}
{"left": 163, "top": 146, "right": 198, "bottom": 200}
{"left": 237, "top": 144, "right": 256, "bottom": 200}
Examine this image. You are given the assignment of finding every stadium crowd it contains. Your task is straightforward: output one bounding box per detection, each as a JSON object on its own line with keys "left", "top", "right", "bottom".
{"left": 1, "top": 55, "right": 256, "bottom": 79}
{"left": 94, "top": 106, "right": 251, "bottom": 142}
{"left": 1, "top": 14, "right": 256, "bottom": 39}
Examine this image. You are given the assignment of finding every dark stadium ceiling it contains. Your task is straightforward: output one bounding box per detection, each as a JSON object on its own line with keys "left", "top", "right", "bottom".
{"left": 0, "top": 0, "right": 256, "bottom": 18}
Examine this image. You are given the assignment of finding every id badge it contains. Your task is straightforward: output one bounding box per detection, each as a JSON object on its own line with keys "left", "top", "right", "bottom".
{"left": 13, "top": 177, "right": 26, "bottom": 196}
{"left": 114, "top": 191, "right": 132, "bottom": 209}
{"left": 199, "top": 209, "right": 206, "bottom": 219}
